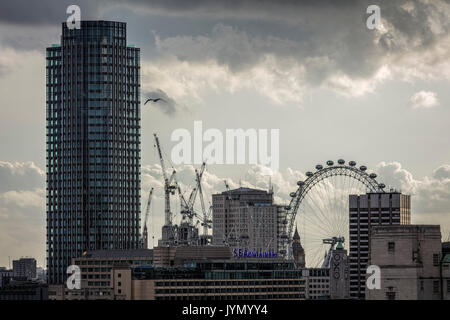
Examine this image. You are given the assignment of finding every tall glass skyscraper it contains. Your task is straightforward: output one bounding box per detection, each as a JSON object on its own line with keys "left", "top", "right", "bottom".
{"left": 46, "top": 21, "right": 141, "bottom": 284}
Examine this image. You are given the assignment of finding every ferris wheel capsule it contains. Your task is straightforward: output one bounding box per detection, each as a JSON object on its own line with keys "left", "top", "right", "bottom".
{"left": 349, "top": 161, "right": 356, "bottom": 166}
{"left": 316, "top": 164, "right": 323, "bottom": 170}
{"left": 297, "top": 181, "right": 305, "bottom": 186}
{"left": 369, "top": 173, "right": 377, "bottom": 179}
{"left": 290, "top": 192, "right": 296, "bottom": 197}
{"left": 326, "top": 160, "right": 334, "bottom": 166}
{"left": 359, "top": 165, "right": 367, "bottom": 171}
{"left": 306, "top": 171, "right": 313, "bottom": 177}
{"left": 338, "top": 159, "right": 345, "bottom": 165}
{"left": 379, "top": 183, "right": 386, "bottom": 189}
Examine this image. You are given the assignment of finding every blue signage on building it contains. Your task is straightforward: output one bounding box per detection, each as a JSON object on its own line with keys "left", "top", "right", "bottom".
{"left": 233, "top": 248, "right": 279, "bottom": 259}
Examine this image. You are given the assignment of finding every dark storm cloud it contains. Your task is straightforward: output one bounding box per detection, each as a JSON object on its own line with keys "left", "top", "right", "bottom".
{"left": 143, "top": 89, "right": 179, "bottom": 116}
{"left": 0, "top": 0, "right": 102, "bottom": 25}
{"left": 1, "top": 0, "right": 449, "bottom": 95}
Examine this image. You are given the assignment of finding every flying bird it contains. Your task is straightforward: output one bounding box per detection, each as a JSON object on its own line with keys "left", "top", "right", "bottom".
{"left": 144, "top": 98, "right": 165, "bottom": 105}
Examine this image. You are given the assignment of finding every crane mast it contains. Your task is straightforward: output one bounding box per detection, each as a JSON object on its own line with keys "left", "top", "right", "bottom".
{"left": 153, "top": 133, "right": 176, "bottom": 226}
{"left": 141, "top": 187, "right": 154, "bottom": 249}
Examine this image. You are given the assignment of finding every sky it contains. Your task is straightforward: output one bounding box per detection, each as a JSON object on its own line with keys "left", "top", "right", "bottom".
{"left": 1, "top": 0, "right": 450, "bottom": 268}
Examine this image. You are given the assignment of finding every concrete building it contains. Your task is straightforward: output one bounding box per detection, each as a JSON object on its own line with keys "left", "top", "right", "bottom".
{"left": 119, "top": 260, "right": 305, "bottom": 300}
{"left": 212, "top": 187, "right": 285, "bottom": 254}
{"left": 0, "top": 280, "right": 48, "bottom": 300}
{"left": 152, "top": 245, "right": 232, "bottom": 267}
{"left": 0, "top": 268, "right": 14, "bottom": 288}
{"left": 12, "top": 258, "right": 36, "bottom": 280}
{"left": 442, "top": 253, "right": 450, "bottom": 300}
{"left": 48, "top": 249, "right": 152, "bottom": 300}
{"left": 349, "top": 191, "right": 410, "bottom": 299}
{"left": 366, "top": 225, "right": 442, "bottom": 300}
{"left": 46, "top": 21, "right": 141, "bottom": 284}
{"left": 303, "top": 268, "right": 330, "bottom": 299}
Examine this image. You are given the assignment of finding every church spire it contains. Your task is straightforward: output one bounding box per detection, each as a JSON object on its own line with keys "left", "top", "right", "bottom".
{"left": 293, "top": 225, "right": 300, "bottom": 242}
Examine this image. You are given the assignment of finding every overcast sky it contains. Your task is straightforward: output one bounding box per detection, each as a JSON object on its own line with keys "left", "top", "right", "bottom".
{"left": 1, "top": 0, "right": 450, "bottom": 268}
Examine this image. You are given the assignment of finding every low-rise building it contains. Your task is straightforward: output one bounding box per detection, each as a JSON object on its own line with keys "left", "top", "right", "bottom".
{"left": 123, "top": 259, "right": 306, "bottom": 300}
{"left": 48, "top": 249, "right": 153, "bottom": 300}
{"left": 441, "top": 253, "right": 450, "bottom": 300}
{"left": 366, "top": 225, "right": 442, "bottom": 300}
{"left": 12, "top": 258, "right": 36, "bottom": 280}
{"left": 0, "top": 268, "right": 13, "bottom": 288}
{"left": 0, "top": 279, "right": 48, "bottom": 300}
{"left": 303, "top": 268, "right": 330, "bottom": 299}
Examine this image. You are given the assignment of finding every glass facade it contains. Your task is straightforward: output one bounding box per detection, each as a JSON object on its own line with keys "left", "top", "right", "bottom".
{"left": 46, "top": 21, "right": 141, "bottom": 284}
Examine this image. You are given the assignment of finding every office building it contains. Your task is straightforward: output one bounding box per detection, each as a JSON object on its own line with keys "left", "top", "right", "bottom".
{"left": 48, "top": 249, "right": 152, "bottom": 300}
{"left": 152, "top": 245, "right": 232, "bottom": 267}
{"left": 212, "top": 187, "right": 284, "bottom": 254}
{"left": 119, "top": 260, "right": 305, "bottom": 300}
{"left": 366, "top": 225, "right": 442, "bottom": 300}
{"left": 442, "top": 253, "right": 450, "bottom": 300}
{"left": 0, "top": 280, "right": 48, "bottom": 301}
{"left": 12, "top": 258, "right": 37, "bottom": 280}
{"left": 0, "top": 268, "right": 14, "bottom": 288}
{"left": 349, "top": 191, "right": 410, "bottom": 299}
{"left": 303, "top": 268, "right": 330, "bottom": 299}
{"left": 46, "top": 21, "right": 141, "bottom": 284}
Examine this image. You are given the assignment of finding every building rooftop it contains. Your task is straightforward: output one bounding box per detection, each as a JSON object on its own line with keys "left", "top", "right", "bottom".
{"left": 222, "top": 187, "right": 269, "bottom": 195}
{"left": 80, "top": 249, "right": 153, "bottom": 259}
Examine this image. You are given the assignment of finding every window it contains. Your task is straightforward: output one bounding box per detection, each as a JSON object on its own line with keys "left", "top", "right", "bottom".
{"left": 433, "top": 280, "right": 440, "bottom": 294}
{"left": 433, "top": 254, "right": 440, "bottom": 266}
{"left": 118, "top": 282, "right": 121, "bottom": 287}
{"left": 388, "top": 242, "right": 395, "bottom": 252}
{"left": 447, "top": 280, "right": 450, "bottom": 293}
{"left": 118, "top": 273, "right": 121, "bottom": 278}
{"left": 386, "top": 292, "right": 396, "bottom": 300}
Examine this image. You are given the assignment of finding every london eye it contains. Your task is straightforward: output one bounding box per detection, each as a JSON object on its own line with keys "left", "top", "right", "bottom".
{"left": 280, "top": 159, "right": 385, "bottom": 267}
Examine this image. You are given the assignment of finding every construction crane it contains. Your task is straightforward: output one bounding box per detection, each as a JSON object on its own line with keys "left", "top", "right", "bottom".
{"left": 141, "top": 187, "right": 154, "bottom": 249}
{"left": 153, "top": 133, "right": 177, "bottom": 226}
{"left": 178, "top": 162, "right": 206, "bottom": 223}
{"left": 321, "top": 237, "right": 345, "bottom": 268}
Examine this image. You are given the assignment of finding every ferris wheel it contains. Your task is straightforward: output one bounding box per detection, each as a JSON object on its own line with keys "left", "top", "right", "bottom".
{"left": 280, "top": 159, "right": 385, "bottom": 267}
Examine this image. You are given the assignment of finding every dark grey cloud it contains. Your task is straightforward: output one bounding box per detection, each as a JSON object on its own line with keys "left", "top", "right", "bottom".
{"left": 142, "top": 89, "right": 179, "bottom": 116}
{"left": 1, "top": 0, "right": 450, "bottom": 98}
{"left": 0, "top": 0, "right": 102, "bottom": 26}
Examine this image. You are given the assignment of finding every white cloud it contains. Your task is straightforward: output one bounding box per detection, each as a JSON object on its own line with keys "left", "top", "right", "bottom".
{"left": 410, "top": 90, "right": 439, "bottom": 109}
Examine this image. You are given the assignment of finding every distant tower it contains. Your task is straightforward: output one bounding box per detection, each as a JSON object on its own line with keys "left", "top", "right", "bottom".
{"left": 329, "top": 239, "right": 350, "bottom": 299}
{"left": 292, "top": 226, "right": 305, "bottom": 268}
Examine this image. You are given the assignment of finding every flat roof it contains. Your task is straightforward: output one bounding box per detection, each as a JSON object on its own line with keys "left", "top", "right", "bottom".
{"left": 79, "top": 249, "right": 153, "bottom": 259}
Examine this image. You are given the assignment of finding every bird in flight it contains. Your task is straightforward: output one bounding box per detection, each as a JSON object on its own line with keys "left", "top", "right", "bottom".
{"left": 144, "top": 98, "right": 165, "bottom": 105}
